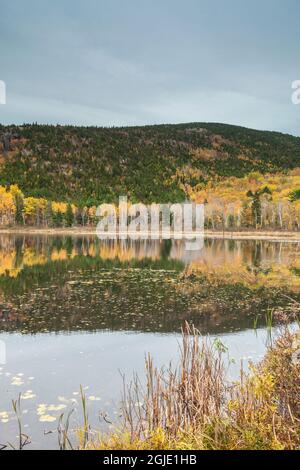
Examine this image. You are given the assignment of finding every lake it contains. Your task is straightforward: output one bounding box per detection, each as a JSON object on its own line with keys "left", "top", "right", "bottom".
{"left": 0, "top": 234, "right": 299, "bottom": 449}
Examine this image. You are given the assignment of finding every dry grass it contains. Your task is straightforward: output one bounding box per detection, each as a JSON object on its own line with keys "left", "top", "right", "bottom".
{"left": 81, "top": 323, "right": 300, "bottom": 450}
{"left": 121, "top": 324, "right": 225, "bottom": 441}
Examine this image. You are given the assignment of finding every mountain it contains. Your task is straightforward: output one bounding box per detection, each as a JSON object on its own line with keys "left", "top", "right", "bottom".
{"left": 0, "top": 122, "right": 300, "bottom": 205}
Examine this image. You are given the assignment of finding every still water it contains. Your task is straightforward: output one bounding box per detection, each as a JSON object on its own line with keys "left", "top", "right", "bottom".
{"left": 0, "top": 235, "right": 299, "bottom": 449}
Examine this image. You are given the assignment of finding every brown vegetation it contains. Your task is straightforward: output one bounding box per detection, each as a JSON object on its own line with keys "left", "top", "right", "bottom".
{"left": 82, "top": 323, "right": 300, "bottom": 450}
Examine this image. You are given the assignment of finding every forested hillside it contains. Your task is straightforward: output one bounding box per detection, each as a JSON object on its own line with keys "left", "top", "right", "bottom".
{"left": 1, "top": 122, "right": 300, "bottom": 205}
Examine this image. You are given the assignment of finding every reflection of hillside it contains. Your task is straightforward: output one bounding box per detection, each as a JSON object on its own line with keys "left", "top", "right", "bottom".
{"left": 190, "top": 238, "right": 300, "bottom": 267}
{"left": 181, "top": 239, "right": 300, "bottom": 292}
{"left": 186, "top": 264, "right": 300, "bottom": 292}
{"left": 0, "top": 236, "right": 299, "bottom": 335}
{"left": 0, "top": 266, "right": 289, "bottom": 335}
{"left": 1, "top": 236, "right": 300, "bottom": 279}
{"left": 0, "top": 235, "right": 181, "bottom": 276}
{"left": 0, "top": 261, "right": 297, "bottom": 336}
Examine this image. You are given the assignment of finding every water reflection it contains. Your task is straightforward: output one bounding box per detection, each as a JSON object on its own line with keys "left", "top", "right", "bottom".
{"left": 0, "top": 235, "right": 299, "bottom": 335}
{"left": 0, "top": 235, "right": 300, "bottom": 449}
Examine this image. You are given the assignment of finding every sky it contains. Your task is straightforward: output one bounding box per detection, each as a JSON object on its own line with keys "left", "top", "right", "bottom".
{"left": 0, "top": 0, "right": 300, "bottom": 134}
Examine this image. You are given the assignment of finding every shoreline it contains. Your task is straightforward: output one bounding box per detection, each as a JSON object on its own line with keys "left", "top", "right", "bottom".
{"left": 0, "top": 227, "right": 300, "bottom": 242}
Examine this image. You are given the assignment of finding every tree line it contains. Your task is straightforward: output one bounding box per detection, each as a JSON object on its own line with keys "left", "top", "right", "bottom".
{"left": 1, "top": 171, "right": 300, "bottom": 231}
{"left": 0, "top": 185, "right": 97, "bottom": 227}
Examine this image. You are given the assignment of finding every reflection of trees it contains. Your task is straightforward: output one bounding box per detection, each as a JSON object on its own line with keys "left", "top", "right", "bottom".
{"left": 0, "top": 235, "right": 186, "bottom": 277}
{"left": 14, "top": 237, "right": 24, "bottom": 269}
{"left": 0, "top": 257, "right": 298, "bottom": 335}
{"left": 0, "top": 236, "right": 299, "bottom": 335}
{"left": 0, "top": 275, "right": 295, "bottom": 335}
{"left": 1, "top": 236, "right": 299, "bottom": 279}
{"left": 160, "top": 239, "right": 172, "bottom": 259}
{"left": 252, "top": 241, "right": 262, "bottom": 267}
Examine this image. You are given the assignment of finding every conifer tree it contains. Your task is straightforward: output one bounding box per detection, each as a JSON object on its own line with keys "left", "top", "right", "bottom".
{"left": 65, "top": 203, "right": 74, "bottom": 227}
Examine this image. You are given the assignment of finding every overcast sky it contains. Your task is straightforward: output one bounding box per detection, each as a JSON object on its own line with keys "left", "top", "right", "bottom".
{"left": 0, "top": 0, "right": 299, "bottom": 134}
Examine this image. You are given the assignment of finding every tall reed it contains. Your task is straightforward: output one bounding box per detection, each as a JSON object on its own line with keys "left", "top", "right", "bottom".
{"left": 88, "top": 322, "right": 300, "bottom": 450}
{"left": 122, "top": 323, "right": 226, "bottom": 443}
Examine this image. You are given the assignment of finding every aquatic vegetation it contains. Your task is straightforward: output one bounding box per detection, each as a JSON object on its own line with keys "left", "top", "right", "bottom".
{"left": 1, "top": 235, "right": 300, "bottom": 449}
{"left": 3, "top": 322, "right": 300, "bottom": 450}
{"left": 21, "top": 391, "right": 36, "bottom": 400}
{"left": 83, "top": 324, "right": 300, "bottom": 450}
{"left": 9, "top": 395, "right": 31, "bottom": 450}
{"left": 0, "top": 237, "right": 299, "bottom": 336}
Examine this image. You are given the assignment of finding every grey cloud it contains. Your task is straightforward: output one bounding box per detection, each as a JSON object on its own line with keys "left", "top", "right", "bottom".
{"left": 0, "top": 0, "right": 299, "bottom": 134}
